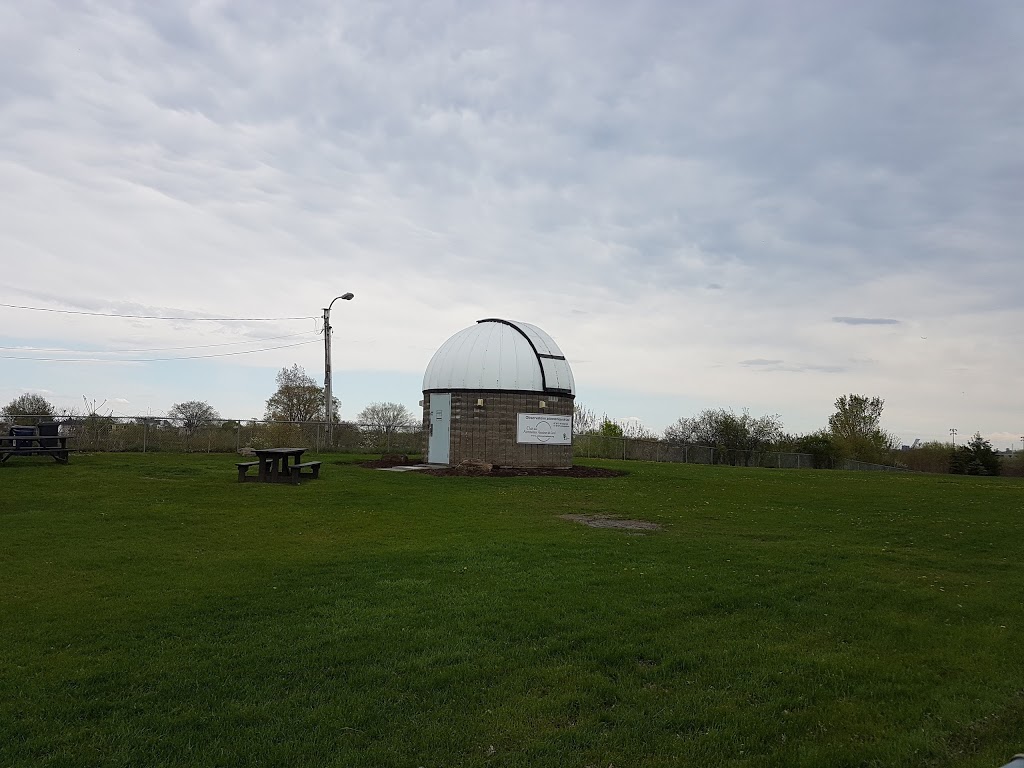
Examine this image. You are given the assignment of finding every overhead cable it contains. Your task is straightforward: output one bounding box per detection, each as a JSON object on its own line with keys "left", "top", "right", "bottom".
{"left": 0, "top": 302, "right": 317, "bottom": 321}
{"left": 0, "top": 331, "right": 318, "bottom": 354}
{"left": 0, "top": 339, "right": 320, "bottom": 363}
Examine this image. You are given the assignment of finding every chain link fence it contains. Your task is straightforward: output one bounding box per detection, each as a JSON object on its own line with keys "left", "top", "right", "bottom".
{"left": 573, "top": 434, "right": 910, "bottom": 472}
{"left": 574, "top": 434, "right": 817, "bottom": 468}
{"left": 4, "top": 413, "right": 910, "bottom": 472}
{"left": 837, "top": 458, "right": 912, "bottom": 472}
{"left": 0, "top": 414, "right": 424, "bottom": 455}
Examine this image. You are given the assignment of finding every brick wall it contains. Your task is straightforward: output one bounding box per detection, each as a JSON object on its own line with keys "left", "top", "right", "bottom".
{"left": 422, "top": 390, "right": 574, "bottom": 467}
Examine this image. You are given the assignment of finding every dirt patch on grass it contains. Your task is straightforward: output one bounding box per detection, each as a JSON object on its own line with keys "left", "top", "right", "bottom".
{"left": 422, "top": 465, "right": 626, "bottom": 478}
{"left": 560, "top": 514, "right": 662, "bottom": 531}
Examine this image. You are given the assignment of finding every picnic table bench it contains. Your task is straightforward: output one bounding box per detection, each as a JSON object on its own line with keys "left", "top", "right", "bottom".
{"left": 237, "top": 447, "right": 321, "bottom": 485}
{"left": 236, "top": 460, "right": 262, "bottom": 482}
{"left": 1, "top": 424, "right": 70, "bottom": 464}
{"left": 288, "top": 461, "right": 322, "bottom": 483}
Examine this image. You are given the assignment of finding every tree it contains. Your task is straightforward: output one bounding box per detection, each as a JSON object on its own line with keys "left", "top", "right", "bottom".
{"left": 2, "top": 393, "right": 55, "bottom": 424}
{"left": 664, "top": 408, "right": 783, "bottom": 451}
{"left": 572, "top": 404, "right": 598, "bottom": 436}
{"left": 357, "top": 402, "right": 415, "bottom": 451}
{"left": 575, "top": 416, "right": 623, "bottom": 459}
{"left": 619, "top": 418, "right": 656, "bottom": 440}
{"left": 1002, "top": 450, "right": 1024, "bottom": 478}
{"left": 896, "top": 441, "right": 953, "bottom": 473}
{"left": 827, "top": 394, "right": 897, "bottom": 463}
{"left": 950, "top": 432, "right": 1001, "bottom": 476}
{"left": 828, "top": 394, "right": 884, "bottom": 440}
{"left": 264, "top": 364, "right": 338, "bottom": 422}
{"left": 597, "top": 417, "right": 623, "bottom": 438}
{"left": 167, "top": 400, "right": 221, "bottom": 450}
{"left": 792, "top": 429, "right": 842, "bottom": 469}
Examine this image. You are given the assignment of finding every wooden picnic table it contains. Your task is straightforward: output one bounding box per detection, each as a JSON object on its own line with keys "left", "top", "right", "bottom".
{"left": 237, "top": 448, "right": 322, "bottom": 484}
{"left": 0, "top": 434, "right": 71, "bottom": 464}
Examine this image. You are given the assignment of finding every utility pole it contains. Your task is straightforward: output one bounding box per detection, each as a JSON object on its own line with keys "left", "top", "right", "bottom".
{"left": 323, "top": 293, "right": 354, "bottom": 449}
{"left": 949, "top": 427, "right": 957, "bottom": 446}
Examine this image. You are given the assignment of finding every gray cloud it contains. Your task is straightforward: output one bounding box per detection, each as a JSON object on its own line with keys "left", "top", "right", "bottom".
{"left": 0, "top": 0, "right": 1022, "bottom": 444}
{"left": 832, "top": 317, "right": 902, "bottom": 326}
{"left": 740, "top": 359, "right": 847, "bottom": 374}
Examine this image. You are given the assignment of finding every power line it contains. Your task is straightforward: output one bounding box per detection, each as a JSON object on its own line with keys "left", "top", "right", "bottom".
{"left": 0, "top": 339, "right": 320, "bottom": 363}
{"left": 0, "top": 331, "right": 318, "bottom": 354}
{"left": 0, "top": 302, "right": 317, "bottom": 321}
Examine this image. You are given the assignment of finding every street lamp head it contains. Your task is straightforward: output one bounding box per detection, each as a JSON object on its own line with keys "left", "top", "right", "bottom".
{"left": 326, "top": 293, "right": 356, "bottom": 312}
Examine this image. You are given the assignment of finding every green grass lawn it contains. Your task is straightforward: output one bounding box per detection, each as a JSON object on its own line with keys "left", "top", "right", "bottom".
{"left": 2, "top": 453, "right": 1022, "bottom": 767}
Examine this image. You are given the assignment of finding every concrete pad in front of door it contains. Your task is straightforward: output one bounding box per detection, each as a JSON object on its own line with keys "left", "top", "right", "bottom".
{"left": 375, "top": 465, "right": 433, "bottom": 472}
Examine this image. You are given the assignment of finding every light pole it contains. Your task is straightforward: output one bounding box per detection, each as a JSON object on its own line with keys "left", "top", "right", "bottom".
{"left": 323, "top": 293, "right": 354, "bottom": 449}
{"left": 949, "top": 427, "right": 957, "bottom": 446}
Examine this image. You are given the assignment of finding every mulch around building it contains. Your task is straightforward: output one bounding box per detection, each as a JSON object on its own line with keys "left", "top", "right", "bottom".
{"left": 359, "top": 454, "right": 423, "bottom": 469}
{"left": 423, "top": 465, "right": 626, "bottom": 478}
{"left": 357, "top": 455, "right": 625, "bottom": 478}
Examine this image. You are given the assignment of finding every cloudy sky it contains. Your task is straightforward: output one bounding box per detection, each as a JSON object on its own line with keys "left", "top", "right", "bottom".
{"left": 2, "top": 0, "right": 1022, "bottom": 448}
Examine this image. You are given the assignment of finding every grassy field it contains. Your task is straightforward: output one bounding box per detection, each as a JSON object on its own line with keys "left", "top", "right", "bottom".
{"left": 2, "top": 453, "right": 1022, "bottom": 767}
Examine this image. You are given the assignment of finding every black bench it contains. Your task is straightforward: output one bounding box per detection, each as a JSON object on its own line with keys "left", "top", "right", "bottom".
{"left": 236, "top": 461, "right": 262, "bottom": 483}
{"left": 288, "top": 461, "right": 322, "bottom": 484}
{"left": 10, "top": 426, "right": 37, "bottom": 450}
{"left": 38, "top": 422, "right": 60, "bottom": 449}
{"left": 1, "top": 426, "right": 70, "bottom": 464}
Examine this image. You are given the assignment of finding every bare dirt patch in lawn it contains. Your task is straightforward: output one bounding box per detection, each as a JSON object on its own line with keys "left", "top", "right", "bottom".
{"left": 560, "top": 514, "right": 662, "bottom": 531}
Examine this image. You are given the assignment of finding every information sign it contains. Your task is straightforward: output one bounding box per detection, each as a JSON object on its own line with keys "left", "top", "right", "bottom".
{"left": 516, "top": 413, "right": 572, "bottom": 445}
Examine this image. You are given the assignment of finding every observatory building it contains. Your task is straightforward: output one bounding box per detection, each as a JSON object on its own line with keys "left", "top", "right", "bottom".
{"left": 422, "top": 318, "right": 575, "bottom": 467}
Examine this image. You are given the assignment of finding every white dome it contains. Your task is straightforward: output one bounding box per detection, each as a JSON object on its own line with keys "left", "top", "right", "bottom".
{"left": 423, "top": 319, "right": 575, "bottom": 394}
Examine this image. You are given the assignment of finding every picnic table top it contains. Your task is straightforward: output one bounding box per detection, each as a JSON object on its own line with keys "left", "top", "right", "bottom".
{"left": 252, "top": 447, "right": 306, "bottom": 457}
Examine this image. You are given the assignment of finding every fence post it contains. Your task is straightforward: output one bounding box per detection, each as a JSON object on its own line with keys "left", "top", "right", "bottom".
{"left": 142, "top": 418, "right": 148, "bottom": 454}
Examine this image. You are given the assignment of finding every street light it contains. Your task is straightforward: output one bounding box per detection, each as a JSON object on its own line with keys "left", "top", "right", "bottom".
{"left": 323, "top": 293, "right": 354, "bottom": 448}
{"left": 949, "top": 427, "right": 957, "bottom": 446}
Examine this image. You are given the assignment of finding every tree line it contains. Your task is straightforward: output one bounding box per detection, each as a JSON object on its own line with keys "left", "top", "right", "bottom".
{"left": 573, "top": 394, "right": 1018, "bottom": 476}
{"left": 3, "top": 383, "right": 1016, "bottom": 474}
{"left": 1, "top": 364, "right": 418, "bottom": 452}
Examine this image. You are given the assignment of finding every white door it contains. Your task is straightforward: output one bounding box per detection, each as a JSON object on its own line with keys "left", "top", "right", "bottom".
{"left": 427, "top": 393, "right": 451, "bottom": 464}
